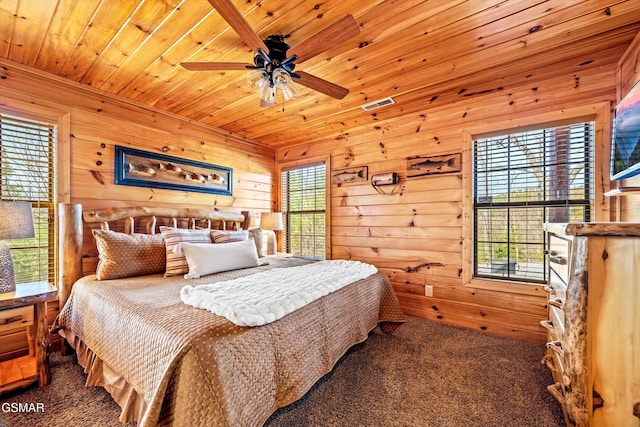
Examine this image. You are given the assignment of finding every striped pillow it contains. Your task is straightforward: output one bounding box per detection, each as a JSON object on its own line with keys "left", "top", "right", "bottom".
{"left": 160, "top": 226, "right": 212, "bottom": 276}
{"left": 210, "top": 229, "right": 249, "bottom": 243}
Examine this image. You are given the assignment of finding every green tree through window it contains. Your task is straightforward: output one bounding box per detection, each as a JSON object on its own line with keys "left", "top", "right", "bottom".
{"left": 473, "top": 122, "right": 594, "bottom": 283}
{"left": 281, "top": 163, "right": 326, "bottom": 259}
{"left": 0, "top": 114, "right": 56, "bottom": 284}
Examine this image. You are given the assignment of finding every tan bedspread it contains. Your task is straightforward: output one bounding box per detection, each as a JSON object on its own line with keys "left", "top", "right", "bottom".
{"left": 54, "top": 256, "right": 405, "bottom": 427}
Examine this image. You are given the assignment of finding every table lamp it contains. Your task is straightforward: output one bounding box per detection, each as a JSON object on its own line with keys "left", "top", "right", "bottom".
{"left": 0, "top": 201, "right": 35, "bottom": 293}
{"left": 260, "top": 212, "right": 283, "bottom": 255}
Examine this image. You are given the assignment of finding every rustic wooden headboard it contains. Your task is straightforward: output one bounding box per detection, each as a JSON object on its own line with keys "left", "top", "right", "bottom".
{"left": 58, "top": 204, "right": 250, "bottom": 307}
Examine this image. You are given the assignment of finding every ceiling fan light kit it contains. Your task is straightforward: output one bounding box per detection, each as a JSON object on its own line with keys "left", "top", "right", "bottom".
{"left": 247, "top": 36, "right": 300, "bottom": 107}
{"left": 181, "top": 0, "right": 361, "bottom": 108}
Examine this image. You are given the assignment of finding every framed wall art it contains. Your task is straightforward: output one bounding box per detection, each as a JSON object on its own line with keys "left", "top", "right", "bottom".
{"left": 331, "top": 165, "right": 368, "bottom": 185}
{"left": 114, "top": 146, "right": 233, "bottom": 196}
{"left": 406, "top": 152, "right": 461, "bottom": 178}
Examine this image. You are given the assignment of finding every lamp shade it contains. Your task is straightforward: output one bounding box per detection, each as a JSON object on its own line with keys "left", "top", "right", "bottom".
{"left": 0, "top": 201, "right": 34, "bottom": 293}
{"left": 260, "top": 212, "right": 283, "bottom": 231}
{"left": 0, "top": 201, "right": 35, "bottom": 240}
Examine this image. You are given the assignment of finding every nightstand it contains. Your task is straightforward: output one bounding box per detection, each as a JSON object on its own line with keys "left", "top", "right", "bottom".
{"left": 0, "top": 281, "right": 57, "bottom": 393}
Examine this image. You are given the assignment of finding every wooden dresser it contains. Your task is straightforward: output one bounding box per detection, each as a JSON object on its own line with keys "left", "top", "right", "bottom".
{"left": 542, "top": 223, "right": 640, "bottom": 427}
{"left": 0, "top": 281, "right": 57, "bottom": 393}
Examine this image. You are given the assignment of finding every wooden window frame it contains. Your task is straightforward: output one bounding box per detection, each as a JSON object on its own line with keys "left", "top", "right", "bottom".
{"left": 461, "top": 103, "right": 611, "bottom": 295}
{"left": 277, "top": 156, "right": 331, "bottom": 260}
{"left": 0, "top": 98, "right": 71, "bottom": 289}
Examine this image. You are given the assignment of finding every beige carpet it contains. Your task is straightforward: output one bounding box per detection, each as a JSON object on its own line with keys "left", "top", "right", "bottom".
{"left": 0, "top": 316, "right": 565, "bottom": 426}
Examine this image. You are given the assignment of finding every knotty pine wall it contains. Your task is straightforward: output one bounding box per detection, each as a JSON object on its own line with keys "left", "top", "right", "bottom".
{"left": 0, "top": 59, "right": 275, "bottom": 267}
{"left": 277, "top": 58, "right": 619, "bottom": 344}
{"left": 0, "top": 59, "right": 274, "bottom": 359}
{"left": 0, "top": 41, "right": 628, "bottom": 354}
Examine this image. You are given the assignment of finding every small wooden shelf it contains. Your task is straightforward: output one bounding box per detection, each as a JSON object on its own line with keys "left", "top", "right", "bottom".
{"left": 0, "top": 281, "right": 57, "bottom": 394}
{"left": 0, "top": 355, "right": 37, "bottom": 393}
{"left": 604, "top": 186, "right": 640, "bottom": 197}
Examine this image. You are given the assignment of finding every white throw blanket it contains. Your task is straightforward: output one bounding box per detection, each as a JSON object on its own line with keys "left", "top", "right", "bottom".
{"left": 180, "top": 259, "right": 378, "bottom": 326}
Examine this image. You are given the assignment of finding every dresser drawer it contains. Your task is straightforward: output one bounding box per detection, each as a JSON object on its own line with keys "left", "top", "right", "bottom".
{"left": 544, "top": 340, "right": 565, "bottom": 385}
{"left": 548, "top": 304, "right": 565, "bottom": 338}
{"left": 541, "top": 302, "right": 565, "bottom": 342}
{"left": 549, "top": 347, "right": 565, "bottom": 385}
{"left": 0, "top": 306, "right": 34, "bottom": 334}
{"left": 540, "top": 318, "right": 561, "bottom": 343}
{"left": 547, "top": 269, "right": 567, "bottom": 302}
{"left": 548, "top": 234, "right": 572, "bottom": 282}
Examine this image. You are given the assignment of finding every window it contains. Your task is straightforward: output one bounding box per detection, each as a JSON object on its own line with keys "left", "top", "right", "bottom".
{"left": 0, "top": 114, "right": 56, "bottom": 284}
{"left": 281, "top": 163, "right": 326, "bottom": 259}
{"left": 473, "top": 121, "right": 594, "bottom": 283}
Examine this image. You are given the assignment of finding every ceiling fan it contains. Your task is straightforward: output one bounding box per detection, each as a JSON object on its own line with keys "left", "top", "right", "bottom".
{"left": 181, "top": 0, "right": 361, "bottom": 107}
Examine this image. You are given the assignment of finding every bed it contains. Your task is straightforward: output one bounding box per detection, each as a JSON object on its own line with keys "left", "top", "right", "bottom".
{"left": 53, "top": 204, "right": 405, "bottom": 427}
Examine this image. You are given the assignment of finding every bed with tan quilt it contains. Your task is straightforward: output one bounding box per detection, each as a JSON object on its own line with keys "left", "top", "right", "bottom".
{"left": 53, "top": 205, "right": 405, "bottom": 427}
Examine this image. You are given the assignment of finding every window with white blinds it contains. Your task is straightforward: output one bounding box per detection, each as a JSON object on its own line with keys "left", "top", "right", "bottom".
{"left": 473, "top": 121, "right": 594, "bottom": 283}
{"left": 0, "top": 114, "right": 56, "bottom": 285}
{"left": 281, "top": 163, "right": 326, "bottom": 259}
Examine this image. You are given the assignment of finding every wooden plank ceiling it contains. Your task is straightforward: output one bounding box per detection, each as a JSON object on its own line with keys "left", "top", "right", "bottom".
{"left": 1, "top": 0, "right": 640, "bottom": 149}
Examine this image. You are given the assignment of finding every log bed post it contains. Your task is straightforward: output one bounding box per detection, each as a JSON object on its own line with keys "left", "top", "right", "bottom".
{"left": 240, "top": 210, "right": 251, "bottom": 230}
{"left": 58, "top": 203, "right": 83, "bottom": 309}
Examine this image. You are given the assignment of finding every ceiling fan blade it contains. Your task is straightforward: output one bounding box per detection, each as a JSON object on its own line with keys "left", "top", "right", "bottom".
{"left": 295, "top": 71, "right": 349, "bottom": 100}
{"left": 181, "top": 62, "right": 253, "bottom": 71}
{"left": 288, "top": 15, "right": 360, "bottom": 63}
{"left": 208, "top": 0, "right": 267, "bottom": 51}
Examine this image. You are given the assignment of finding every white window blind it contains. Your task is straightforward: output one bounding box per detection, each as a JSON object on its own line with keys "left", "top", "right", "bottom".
{"left": 473, "top": 121, "right": 594, "bottom": 283}
{"left": 0, "top": 114, "right": 56, "bottom": 284}
{"left": 281, "top": 163, "right": 326, "bottom": 259}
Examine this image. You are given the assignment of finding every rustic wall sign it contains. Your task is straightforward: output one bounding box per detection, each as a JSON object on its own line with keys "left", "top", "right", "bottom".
{"left": 115, "top": 146, "right": 233, "bottom": 196}
{"left": 406, "top": 152, "right": 461, "bottom": 178}
{"left": 331, "top": 165, "right": 368, "bottom": 185}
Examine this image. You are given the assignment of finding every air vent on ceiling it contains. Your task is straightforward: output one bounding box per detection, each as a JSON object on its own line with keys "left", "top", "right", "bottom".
{"left": 361, "top": 97, "right": 395, "bottom": 111}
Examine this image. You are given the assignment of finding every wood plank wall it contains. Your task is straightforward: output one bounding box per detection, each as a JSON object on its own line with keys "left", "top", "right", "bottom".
{"left": 615, "top": 32, "right": 640, "bottom": 221}
{"left": 0, "top": 30, "right": 632, "bottom": 354}
{"left": 0, "top": 58, "right": 274, "bottom": 358}
{"left": 277, "top": 47, "right": 623, "bottom": 343}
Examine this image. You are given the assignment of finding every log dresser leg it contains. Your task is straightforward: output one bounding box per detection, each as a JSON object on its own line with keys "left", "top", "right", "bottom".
{"left": 34, "top": 301, "right": 51, "bottom": 386}
{"left": 543, "top": 223, "right": 640, "bottom": 427}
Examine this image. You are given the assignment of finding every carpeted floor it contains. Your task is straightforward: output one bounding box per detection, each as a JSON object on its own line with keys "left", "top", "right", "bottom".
{"left": 0, "top": 316, "right": 565, "bottom": 427}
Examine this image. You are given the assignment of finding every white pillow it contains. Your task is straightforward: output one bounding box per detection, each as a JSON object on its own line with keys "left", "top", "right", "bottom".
{"left": 181, "top": 239, "right": 260, "bottom": 279}
{"left": 159, "top": 226, "right": 212, "bottom": 276}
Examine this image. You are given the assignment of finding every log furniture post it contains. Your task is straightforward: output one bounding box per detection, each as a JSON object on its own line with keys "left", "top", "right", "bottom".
{"left": 58, "top": 203, "right": 83, "bottom": 309}
{"left": 542, "top": 222, "right": 640, "bottom": 427}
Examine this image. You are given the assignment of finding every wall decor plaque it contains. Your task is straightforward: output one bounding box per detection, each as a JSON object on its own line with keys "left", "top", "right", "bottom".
{"left": 406, "top": 152, "right": 461, "bottom": 178}
{"left": 331, "top": 165, "right": 368, "bottom": 185}
{"left": 115, "top": 146, "right": 232, "bottom": 196}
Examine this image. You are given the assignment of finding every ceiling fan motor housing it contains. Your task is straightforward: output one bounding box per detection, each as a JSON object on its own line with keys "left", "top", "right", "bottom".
{"left": 254, "top": 35, "right": 296, "bottom": 73}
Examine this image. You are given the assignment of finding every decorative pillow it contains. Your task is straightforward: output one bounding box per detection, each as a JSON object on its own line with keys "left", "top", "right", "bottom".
{"left": 248, "top": 228, "right": 266, "bottom": 257}
{"left": 181, "top": 239, "right": 260, "bottom": 279}
{"left": 159, "top": 226, "right": 212, "bottom": 276}
{"left": 210, "top": 229, "right": 249, "bottom": 243}
{"left": 92, "top": 230, "right": 166, "bottom": 280}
